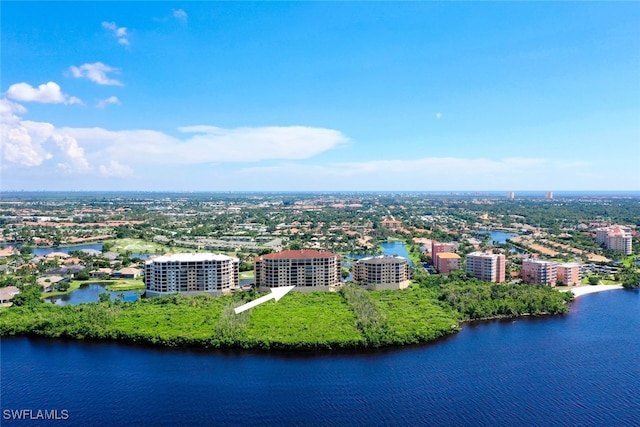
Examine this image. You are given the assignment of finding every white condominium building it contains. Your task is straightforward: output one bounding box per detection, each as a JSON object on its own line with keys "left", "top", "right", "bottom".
{"left": 145, "top": 253, "right": 239, "bottom": 297}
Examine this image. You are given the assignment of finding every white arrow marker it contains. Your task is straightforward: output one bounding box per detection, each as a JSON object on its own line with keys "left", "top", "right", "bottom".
{"left": 234, "top": 286, "right": 295, "bottom": 314}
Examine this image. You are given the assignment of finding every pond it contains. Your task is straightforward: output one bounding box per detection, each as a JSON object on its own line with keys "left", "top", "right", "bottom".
{"left": 44, "top": 283, "right": 140, "bottom": 305}
{"left": 31, "top": 244, "right": 104, "bottom": 257}
{"left": 486, "top": 230, "right": 519, "bottom": 244}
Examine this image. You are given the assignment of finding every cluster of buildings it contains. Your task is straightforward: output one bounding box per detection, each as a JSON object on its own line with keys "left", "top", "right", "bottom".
{"left": 595, "top": 226, "right": 633, "bottom": 255}
{"left": 431, "top": 241, "right": 460, "bottom": 275}
{"left": 143, "top": 249, "right": 413, "bottom": 296}
{"left": 521, "top": 259, "right": 581, "bottom": 287}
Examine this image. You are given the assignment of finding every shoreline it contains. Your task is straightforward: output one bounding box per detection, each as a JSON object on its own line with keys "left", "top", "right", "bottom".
{"left": 564, "top": 284, "right": 624, "bottom": 298}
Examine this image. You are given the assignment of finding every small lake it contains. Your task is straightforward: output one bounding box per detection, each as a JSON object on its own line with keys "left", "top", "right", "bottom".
{"left": 346, "top": 241, "right": 413, "bottom": 265}
{"left": 487, "top": 230, "right": 519, "bottom": 244}
{"left": 30, "top": 244, "right": 104, "bottom": 257}
{"left": 45, "top": 283, "right": 140, "bottom": 305}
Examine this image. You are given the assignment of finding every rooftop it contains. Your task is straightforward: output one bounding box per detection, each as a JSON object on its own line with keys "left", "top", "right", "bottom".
{"left": 357, "top": 255, "right": 409, "bottom": 265}
{"left": 437, "top": 252, "right": 460, "bottom": 259}
{"left": 146, "top": 253, "right": 238, "bottom": 263}
{"left": 257, "top": 249, "right": 338, "bottom": 260}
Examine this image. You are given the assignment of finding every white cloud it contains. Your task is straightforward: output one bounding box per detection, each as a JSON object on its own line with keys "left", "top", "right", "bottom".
{"left": 60, "top": 125, "right": 349, "bottom": 165}
{"left": 96, "top": 96, "right": 121, "bottom": 108}
{"left": 50, "top": 134, "right": 92, "bottom": 173}
{"left": 0, "top": 98, "right": 27, "bottom": 124}
{"left": 99, "top": 160, "right": 133, "bottom": 177}
{"left": 70, "top": 63, "right": 123, "bottom": 86}
{"left": 1, "top": 103, "right": 91, "bottom": 173}
{"left": 6, "top": 82, "right": 82, "bottom": 105}
{"left": 2, "top": 110, "right": 345, "bottom": 181}
{"left": 102, "top": 21, "right": 129, "bottom": 46}
{"left": 1, "top": 119, "right": 54, "bottom": 167}
{"left": 173, "top": 9, "right": 188, "bottom": 22}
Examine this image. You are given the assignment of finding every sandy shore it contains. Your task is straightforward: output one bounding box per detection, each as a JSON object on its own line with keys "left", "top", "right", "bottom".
{"left": 566, "top": 284, "right": 624, "bottom": 297}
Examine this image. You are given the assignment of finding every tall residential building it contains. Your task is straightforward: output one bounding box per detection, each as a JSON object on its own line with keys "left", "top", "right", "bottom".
{"left": 466, "top": 252, "right": 506, "bottom": 283}
{"left": 352, "top": 255, "right": 411, "bottom": 290}
{"left": 522, "top": 259, "right": 557, "bottom": 286}
{"left": 254, "top": 249, "right": 341, "bottom": 291}
{"left": 545, "top": 191, "right": 554, "bottom": 200}
{"left": 596, "top": 226, "right": 632, "bottom": 255}
{"left": 506, "top": 191, "right": 515, "bottom": 200}
{"left": 145, "top": 253, "right": 239, "bottom": 297}
{"left": 431, "top": 241, "right": 457, "bottom": 265}
{"left": 434, "top": 252, "right": 461, "bottom": 275}
{"left": 556, "top": 262, "right": 581, "bottom": 286}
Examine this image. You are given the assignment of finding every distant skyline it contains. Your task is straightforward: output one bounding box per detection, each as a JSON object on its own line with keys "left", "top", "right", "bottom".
{"left": 2, "top": 2, "right": 639, "bottom": 192}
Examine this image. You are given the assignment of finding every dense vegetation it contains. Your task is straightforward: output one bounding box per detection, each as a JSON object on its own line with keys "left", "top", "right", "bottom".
{"left": 0, "top": 279, "right": 573, "bottom": 351}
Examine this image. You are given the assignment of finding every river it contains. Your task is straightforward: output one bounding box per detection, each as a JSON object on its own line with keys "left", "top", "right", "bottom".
{"left": 2, "top": 290, "right": 638, "bottom": 426}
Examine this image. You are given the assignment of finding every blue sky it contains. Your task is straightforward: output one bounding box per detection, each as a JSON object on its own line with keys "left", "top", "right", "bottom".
{"left": 2, "top": 2, "right": 639, "bottom": 192}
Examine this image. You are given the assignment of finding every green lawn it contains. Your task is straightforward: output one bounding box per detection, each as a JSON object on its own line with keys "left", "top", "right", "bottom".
{"left": 43, "top": 281, "right": 82, "bottom": 298}
{"left": 105, "top": 282, "right": 146, "bottom": 291}
{"left": 239, "top": 271, "right": 255, "bottom": 280}
{"left": 108, "top": 238, "right": 194, "bottom": 254}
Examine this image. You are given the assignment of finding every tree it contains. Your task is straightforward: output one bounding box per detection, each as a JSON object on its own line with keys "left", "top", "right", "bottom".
{"left": 19, "top": 245, "right": 33, "bottom": 256}
{"left": 75, "top": 270, "right": 90, "bottom": 281}
{"left": 622, "top": 272, "right": 640, "bottom": 289}
{"left": 98, "top": 292, "right": 111, "bottom": 303}
{"left": 588, "top": 276, "right": 600, "bottom": 285}
{"left": 12, "top": 285, "right": 42, "bottom": 307}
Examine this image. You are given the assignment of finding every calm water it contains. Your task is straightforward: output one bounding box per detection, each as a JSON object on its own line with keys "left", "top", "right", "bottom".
{"left": 30, "top": 244, "right": 104, "bottom": 257}
{"left": 347, "top": 241, "right": 414, "bottom": 264}
{"left": 2, "top": 290, "right": 638, "bottom": 426}
{"left": 44, "top": 283, "right": 140, "bottom": 305}
{"left": 487, "top": 230, "right": 519, "bottom": 244}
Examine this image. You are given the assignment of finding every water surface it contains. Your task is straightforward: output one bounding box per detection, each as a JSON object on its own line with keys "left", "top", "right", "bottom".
{"left": 2, "top": 290, "right": 638, "bottom": 426}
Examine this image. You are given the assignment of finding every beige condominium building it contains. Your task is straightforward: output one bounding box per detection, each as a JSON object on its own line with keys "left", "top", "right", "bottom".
{"left": 145, "top": 253, "right": 239, "bottom": 297}
{"left": 556, "top": 262, "right": 582, "bottom": 286}
{"left": 595, "top": 226, "right": 633, "bottom": 255}
{"left": 522, "top": 258, "right": 557, "bottom": 286}
{"left": 254, "top": 249, "right": 341, "bottom": 292}
{"left": 352, "top": 255, "right": 411, "bottom": 290}
{"left": 466, "top": 252, "right": 506, "bottom": 283}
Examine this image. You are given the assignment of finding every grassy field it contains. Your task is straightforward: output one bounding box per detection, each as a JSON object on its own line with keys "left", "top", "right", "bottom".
{"left": 105, "top": 282, "right": 146, "bottom": 291}
{"left": 239, "top": 271, "right": 255, "bottom": 280}
{"left": 108, "top": 238, "right": 193, "bottom": 254}
{"left": 43, "top": 281, "right": 82, "bottom": 298}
